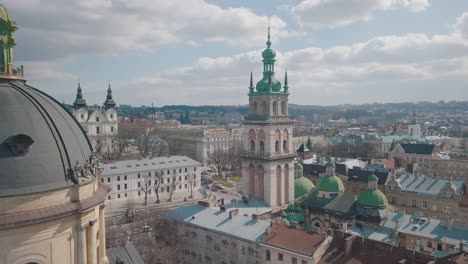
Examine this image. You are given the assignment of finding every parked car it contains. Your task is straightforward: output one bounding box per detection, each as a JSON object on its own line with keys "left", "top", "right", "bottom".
{"left": 215, "top": 183, "right": 224, "bottom": 189}
{"left": 221, "top": 189, "right": 228, "bottom": 193}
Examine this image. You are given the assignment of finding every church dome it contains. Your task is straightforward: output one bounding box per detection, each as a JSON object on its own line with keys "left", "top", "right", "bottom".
{"left": 255, "top": 74, "right": 282, "bottom": 93}
{"left": 358, "top": 189, "right": 388, "bottom": 209}
{"left": 294, "top": 162, "right": 303, "bottom": 170}
{"left": 0, "top": 4, "right": 11, "bottom": 22}
{"left": 0, "top": 79, "right": 93, "bottom": 196}
{"left": 368, "top": 173, "right": 379, "bottom": 182}
{"left": 262, "top": 47, "right": 276, "bottom": 60}
{"left": 317, "top": 175, "right": 345, "bottom": 193}
{"left": 294, "top": 176, "right": 315, "bottom": 199}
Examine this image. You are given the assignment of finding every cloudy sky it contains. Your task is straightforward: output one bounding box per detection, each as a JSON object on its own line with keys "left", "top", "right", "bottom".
{"left": 5, "top": 0, "right": 468, "bottom": 106}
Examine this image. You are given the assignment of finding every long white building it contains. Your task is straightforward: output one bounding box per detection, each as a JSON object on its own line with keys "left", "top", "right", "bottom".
{"left": 100, "top": 156, "right": 201, "bottom": 210}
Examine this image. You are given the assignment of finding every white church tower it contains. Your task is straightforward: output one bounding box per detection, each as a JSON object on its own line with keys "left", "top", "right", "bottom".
{"left": 241, "top": 25, "right": 295, "bottom": 207}
{"left": 72, "top": 83, "right": 119, "bottom": 156}
{"left": 408, "top": 111, "right": 421, "bottom": 137}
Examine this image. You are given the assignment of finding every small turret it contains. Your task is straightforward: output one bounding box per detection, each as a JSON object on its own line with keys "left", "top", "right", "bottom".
{"left": 0, "top": 3, "right": 23, "bottom": 78}
{"left": 103, "top": 83, "right": 116, "bottom": 110}
{"left": 248, "top": 70, "right": 254, "bottom": 95}
{"left": 73, "top": 82, "right": 87, "bottom": 110}
{"left": 283, "top": 70, "right": 289, "bottom": 93}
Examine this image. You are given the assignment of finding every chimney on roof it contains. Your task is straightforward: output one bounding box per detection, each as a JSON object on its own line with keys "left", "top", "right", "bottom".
{"left": 229, "top": 209, "right": 239, "bottom": 219}
{"left": 448, "top": 218, "right": 454, "bottom": 231}
{"left": 252, "top": 214, "right": 258, "bottom": 220}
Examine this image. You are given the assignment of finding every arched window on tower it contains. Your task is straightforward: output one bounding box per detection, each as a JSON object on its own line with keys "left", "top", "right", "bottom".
{"left": 262, "top": 101, "right": 267, "bottom": 115}
{"left": 253, "top": 102, "right": 258, "bottom": 115}
{"left": 0, "top": 42, "right": 4, "bottom": 73}
{"left": 250, "top": 140, "right": 255, "bottom": 152}
{"left": 282, "top": 129, "right": 289, "bottom": 152}
{"left": 273, "top": 101, "right": 278, "bottom": 115}
{"left": 260, "top": 141, "right": 265, "bottom": 153}
{"left": 275, "top": 141, "right": 280, "bottom": 153}
{"left": 281, "top": 101, "right": 286, "bottom": 115}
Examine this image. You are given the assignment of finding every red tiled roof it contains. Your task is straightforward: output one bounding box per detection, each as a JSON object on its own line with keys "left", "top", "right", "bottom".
{"left": 262, "top": 223, "right": 327, "bottom": 256}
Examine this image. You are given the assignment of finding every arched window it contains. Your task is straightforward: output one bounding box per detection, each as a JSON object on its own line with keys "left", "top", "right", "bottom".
{"left": 284, "top": 164, "right": 289, "bottom": 204}
{"left": 96, "top": 116, "right": 99, "bottom": 122}
{"left": 276, "top": 165, "right": 282, "bottom": 205}
{"left": 248, "top": 129, "right": 256, "bottom": 141}
{"left": 262, "top": 101, "right": 267, "bottom": 115}
{"left": 258, "top": 129, "right": 265, "bottom": 141}
{"left": 275, "top": 141, "right": 280, "bottom": 153}
{"left": 253, "top": 102, "right": 258, "bottom": 115}
{"left": 273, "top": 101, "right": 277, "bottom": 115}
{"left": 260, "top": 141, "right": 265, "bottom": 153}
{"left": 250, "top": 140, "right": 255, "bottom": 152}
{"left": 249, "top": 164, "right": 255, "bottom": 196}
{"left": 257, "top": 165, "right": 265, "bottom": 197}
{"left": 281, "top": 101, "right": 286, "bottom": 115}
{"left": 283, "top": 140, "right": 288, "bottom": 152}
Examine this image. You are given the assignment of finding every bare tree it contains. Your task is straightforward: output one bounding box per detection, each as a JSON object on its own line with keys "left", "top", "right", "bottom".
{"left": 167, "top": 172, "right": 179, "bottom": 202}
{"left": 186, "top": 173, "right": 197, "bottom": 199}
{"left": 138, "top": 121, "right": 157, "bottom": 158}
{"left": 140, "top": 174, "right": 152, "bottom": 205}
{"left": 154, "top": 172, "right": 163, "bottom": 203}
{"left": 208, "top": 149, "right": 230, "bottom": 181}
{"left": 106, "top": 211, "right": 186, "bottom": 264}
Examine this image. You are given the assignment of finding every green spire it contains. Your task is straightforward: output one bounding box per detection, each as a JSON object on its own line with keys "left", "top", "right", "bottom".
{"left": 283, "top": 70, "right": 289, "bottom": 93}
{"left": 410, "top": 111, "right": 417, "bottom": 125}
{"left": 266, "top": 21, "right": 271, "bottom": 48}
{"left": 0, "top": 4, "right": 21, "bottom": 77}
{"left": 255, "top": 20, "right": 283, "bottom": 94}
{"left": 248, "top": 70, "right": 254, "bottom": 95}
{"left": 103, "top": 83, "right": 116, "bottom": 110}
{"left": 73, "top": 82, "right": 87, "bottom": 110}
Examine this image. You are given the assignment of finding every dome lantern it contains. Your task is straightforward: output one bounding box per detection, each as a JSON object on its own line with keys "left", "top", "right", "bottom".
{"left": 0, "top": 4, "right": 23, "bottom": 78}
{"left": 358, "top": 174, "right": 388, "bottom": 209}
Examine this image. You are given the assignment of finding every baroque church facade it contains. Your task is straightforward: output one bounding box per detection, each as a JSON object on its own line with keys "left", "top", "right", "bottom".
{"left": 0, "top": 4, "right": 110, "bottom": 264}
{"left": 72, "top": 84, "right": 119, "bottom": 157}
{"left": 241, "top": 27, "right": 296, "bottom": 207}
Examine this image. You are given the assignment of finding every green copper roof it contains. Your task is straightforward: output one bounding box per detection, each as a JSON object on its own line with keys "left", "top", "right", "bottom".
{"left": 287, "top": 203, "right": 297, "bottom": 211}
{"left": 317, "top": 175, "right": 344, "bottom": 193}
{"left": 294, "top": 176, "right": 315, "bottom": 199}
{"left": 368, "top": 174, "right": 379, "bottom": 182}
{"left": 0, "top": 4, "right": 11, "bottom": 22}
{"left": 294, "top": 162, "right": 303, "bottom": 170}
{"left": 103, "top": 84, "right": 116, "bottom": 110}
{"left": 251, "top": 24, "right": 288, "bottom": 96}
{"left": 286, "top": 213, "right": 305, "bottom": 223}
{"left": 358, "top": 189, "right": 388, "bottom": 209}
{"left": 73, "top": 83, "right": 87, "bottom": 110}
{"left": 0, "top": 4, "right": 18, "bottom": 76}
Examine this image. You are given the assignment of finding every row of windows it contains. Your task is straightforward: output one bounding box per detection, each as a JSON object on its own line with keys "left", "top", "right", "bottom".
{"left": 108, "top": 183, "right": 196, "bottom": 200}
{"left": 249, "top": 140, "right": 288, "bottom": 153}
{"left": 251, "top": 100, "right": 287, "bottom": 116}
{"left": 101, "top": 167, "right": 197, "bottom": 183}
{"left": 265, "top": 250, "right": 307, "bottom": 264}
{"left": 95, "top": 126, "right": 114, "bottom": 135}
{"left": 206, "top": 136, "right": 241, "bottom": 142}
{"left": 389, "top": 196, "right": 454, "bottom": 212}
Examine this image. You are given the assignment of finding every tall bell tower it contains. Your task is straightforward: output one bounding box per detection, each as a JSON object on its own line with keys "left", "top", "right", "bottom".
{"left": 241, "top": 25, "right": 295, "bottom": 207}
